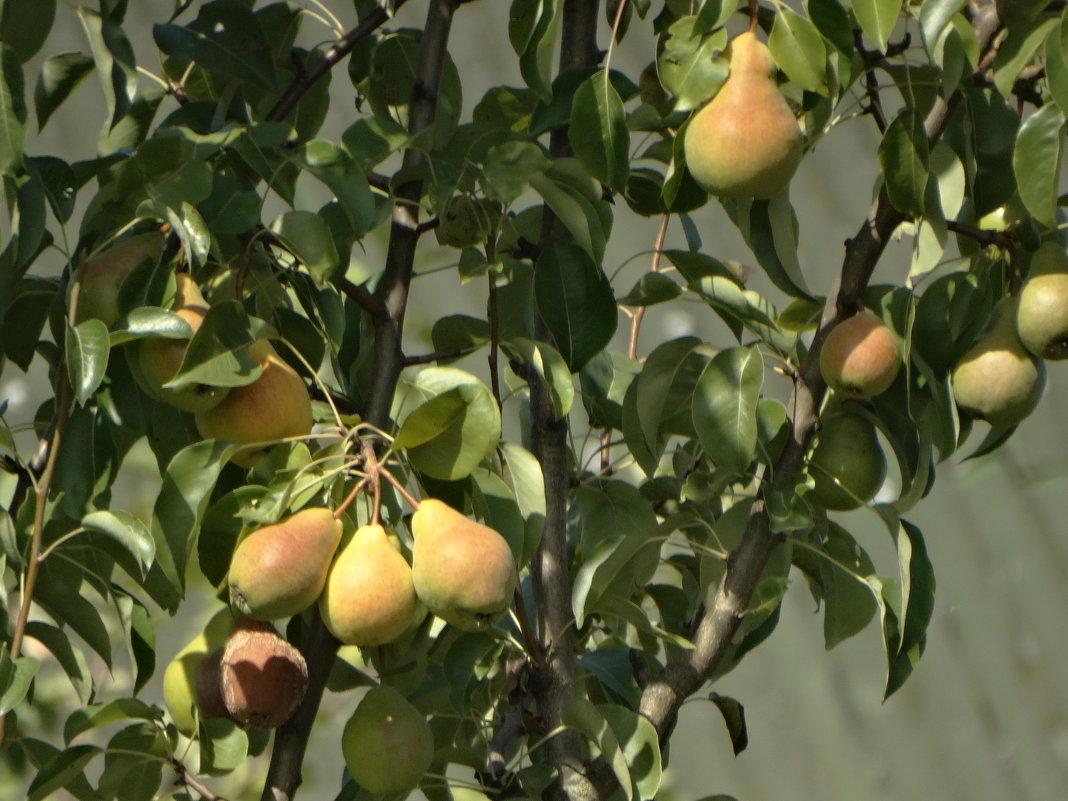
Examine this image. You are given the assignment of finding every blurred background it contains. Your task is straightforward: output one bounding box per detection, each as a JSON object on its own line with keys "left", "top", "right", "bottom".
{"left": 2, "top": 2, "right": 1067, "bottom": 799}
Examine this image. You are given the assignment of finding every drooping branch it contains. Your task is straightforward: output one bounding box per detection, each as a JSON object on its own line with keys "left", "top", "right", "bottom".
{"left": 266, "top": 0, "right": 410, "bottom": 123}
{"left": 259, "top": 3, "right": 457, "bottom": 799}
{"left": 636, "top": 0, "right": 1004, "bottom": 748}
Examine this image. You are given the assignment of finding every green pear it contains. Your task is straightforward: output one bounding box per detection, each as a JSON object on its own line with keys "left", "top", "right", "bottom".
{"left": 133, "top": 274, "right": 230, "bottom": 413}
{"left": 435, "top": 196, "right": 501, "bottom": 248}
{"left": 219, "top": 618, "right": 308, "bottom": 729}
{"left": 341, "top": 685, "right": 434, "bottom": 794}
{"left": 411, "top": 498, "right": 517, "bottom": 631}
{"left": 227, "top": 507, "right": 343, "bottom": 620}
{"left": 73, "top": 231, "right": 163, "bottom": 326}
{"left": 319, "top": 523, "right": 423, "bottom": 647}
{"left": 195, "top": 339, "right": 313, "bottom": 468}
{"left": 162, "top": 607, "right": 235, "bottom": 736}
{"left": 819, "top": 310, "right": 901, "bottom": 398}
{"left": 952, "top": 300, "right": 1046, "bottom": 427}
{"left": 807, "top": 411, "right": 887, "bottom": 511}
{"left": 683, "top": 31, "right": 803, "bottom": 199}
{"left": 1016, "top": 242, "right": 1068, "bottom": 359}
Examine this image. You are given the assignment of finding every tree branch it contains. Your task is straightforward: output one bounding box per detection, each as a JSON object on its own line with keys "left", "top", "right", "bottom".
{"left": 259, "top": 3, "right": 457, "bottom": 800}
{"left": 636, "top": 0, "right": 1003, "bottom": 750}
{"left": 266, "top": 0, "right": 410, "bottom": 123}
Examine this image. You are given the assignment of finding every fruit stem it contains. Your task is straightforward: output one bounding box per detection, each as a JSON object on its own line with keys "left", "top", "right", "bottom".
{"left": 378, "top": 464, "right": 421, "bottom": 510}
{"left": 748, "top": 0, "right": 759, "bottom": 32}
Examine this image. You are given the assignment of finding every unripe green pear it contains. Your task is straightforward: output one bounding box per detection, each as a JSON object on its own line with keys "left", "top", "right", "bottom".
{"left": 219, "top": 618, "right": 308, "bottom": 729}
{"left": 195, "top": 339, "right": 313, "bottom": 468}
{"left": 227, "top": 507, "right": 342, "bottom": 621}
{"left": 819, "top": 310, "right": 901, "bottom": 397}
{"left": 319, "top": 523, "right": 423, "bottom": 647}
{"left": 435, "top": 196, "right": 501, "bottom": 248}
{"left": 162, "top": 608, "right": 235, "bottom": 735}
{"left": 74, "top": 231, "right": 163, "bottom": 326}
{"left": 341, "top": 685, "right": 434, "bottom": 795}
{"left": 683, "top": 31, "right": 803, "bottom": 199}
{"left": 1015, "top": 242, "right": 1068, "bottom": 359}
{"left": 807, "top": 411, "right": 887, "bottom": 511}
{"left": 411, "top": 498, "right": 517, "bottom": 631}
{"left": 133, "top": 274, "right": 230, "bottom": 413}
{"left": 952, "top": 300, "right": 1046, "bottom": 427}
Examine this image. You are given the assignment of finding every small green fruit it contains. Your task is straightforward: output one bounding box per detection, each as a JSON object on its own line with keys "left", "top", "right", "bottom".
{"left": 228, "top": 507, "right": 343, "bottom": 621}
{"left": 341, "top": 686, "right": 434, "bottom": 794}
{"left": 807, "top": 411, "right": 887, "bottom": 511}
{"left": 435, "top": 196, "right": 501, "bottom": 248}
{"left": 1016, "top": 242, "right": 1068, "bottom": 359}
{"left": 819, "top": 310, "right": 901, "bottom": 398}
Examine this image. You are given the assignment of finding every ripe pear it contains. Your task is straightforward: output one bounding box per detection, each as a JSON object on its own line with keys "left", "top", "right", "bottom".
{"left": 952, "top": 300, "right": 1046, "bottom": 427}
{"left": 195, "top": 338, "right": 313, "bottom": 468}
{"left": 162, "top": 607, "right": 235, "bottom": 736}
{"left": 133, "top": 274, "right": 230, "bottom": 413}
{"left": 227, "top": 507, "right": 343, "bottom": 621}
{"left": 1015, "top": 242, "right": 1068, "bottom": 359}
{"left": 819, "top": 310, "right": 901, "bottom": 397}
{"left": 341, "top": 685, "right": 434, "bottom": 795}
{"left": 807, "top": 411, "right": 887, "bottom": 511}
{"left": 319, "top": 524, "right": 423, "bottom": 647}
{"left": 683, "top": 31, "right": 803, "bottom": 199}
{"left": 74, "top": 231, "right": 163, "bottom": 326}
{"left": 219, "top": 618, "right": 308, "bottom": 729}
{"left": 410, "top": 498, "right": 517, "bottom": 631}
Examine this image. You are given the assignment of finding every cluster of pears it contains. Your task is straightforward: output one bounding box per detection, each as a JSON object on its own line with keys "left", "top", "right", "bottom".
{"left": 73, "top": 230, "right": 313, "bottom": 467}
{"left": 163, "top": 611, "right": 308, "bottom": 733}
{"left": 684, "top": 30, "right": 803, "bottom": 199}
{"left": 950, "top": 241, "right": 1068, "bottom": 428}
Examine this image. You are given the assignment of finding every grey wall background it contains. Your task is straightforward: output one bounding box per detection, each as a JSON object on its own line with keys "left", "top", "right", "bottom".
{"left": 2, "top": 2, "right": 1067, "bottom": 799}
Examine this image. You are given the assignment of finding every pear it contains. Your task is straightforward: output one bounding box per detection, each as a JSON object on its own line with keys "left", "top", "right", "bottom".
{"left": 227, "top": 507, "right": 343, "bottom": 621}
{"left": 219, "top": 618, "right": 308, "bottom": 729}
{"left": 410, "top": 498, "right": 517, "bottom": 631}
{"left": 319, "top": 524, "right": 423, "bottom": 647}
{"left": 819, "top": 310, "right": 901, "bottom": 397}
{"left": 435, "top": 196, "right": 501, "bottom": 248}
{"left": 162, "top": 607, "right": 235, "bottom": 736}
{"left": 73, "top": 231, "right": 163, "bottom": 326}
{"left": 195, "top": 338, "right": 313, "bottom": 468}
{"left": 133, "top": 274, "right": 230, "bottom": 413}
{"left": 683, "top": 31, "right": 803, "bottom": 199}
{"left": 1015, "top": 242, "right": 1068, "bottom": 359}
{"left": 341, "top": 685, "right": 434, "bottom": 794}
{"left": 807, "top": 411, "right": 887, "bottom": 511}
{"left": 952, "top": 300, "right": 1046, "bottom": 427}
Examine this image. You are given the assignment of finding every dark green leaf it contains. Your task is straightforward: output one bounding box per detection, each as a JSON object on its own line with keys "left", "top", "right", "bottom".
{"left": 707, "top": 692, "right": 748, "bottom": 755}
{"left": 501, "top": 337, "right": 575, "bottom": 417}
{"left": 0, "top": 652, "right": 39, "bottom": 715}
{"left": 34, "top": 52, "right": 94, "bottom": 130}
{"left": 1, "top": 0, "right": 56, "bottom": 63}
{"left": 509, "top": 0, "right": 560, "bottom": 99}
{"left": 66, "top": 318, "right": 111, "bottom": 405}
{"left": 878, "top": 109, "right": 930, "bottom": 218}
{"left": 64, "top": 698, "right": 157, "bottom": 744}
{"left": 1013, "top": 102, "right": 1064, "bottom": 229}
{"left": 24, "top": 622, "right": 92, "bottom": 704}
{"left": 0, "top": 44, "right": 27, "bottom": 174}
{"left": 617, "top": 272, "right": 682, "bottom": 306}
{"left": 271, "top": 210, "right": 342, "bottom": 285}
{"left": 82, "top": 510, "right": 155, "bottom": 574}
{"left": 26, "top": 744, "right": 100, "bottom": 801}
{"left": 692, "top": 346, "right": 764, "bottom": 477}
{"left": 569, "top": 71, "right": 630, "bottom": 192}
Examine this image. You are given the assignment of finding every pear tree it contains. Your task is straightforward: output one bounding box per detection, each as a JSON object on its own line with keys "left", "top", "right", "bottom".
{"left": 1, "top": 2, "right": 1066, "bottom": 800}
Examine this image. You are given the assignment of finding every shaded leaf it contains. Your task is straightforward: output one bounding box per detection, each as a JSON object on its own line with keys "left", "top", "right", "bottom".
{"left": 569, "top": 71, "right": 630, "bottom": 192}
{"left": 692, "top": 346, "right": 764, "bottom": 477}
{"left": 66, "top": 318, "right": 110, "bottom": 405}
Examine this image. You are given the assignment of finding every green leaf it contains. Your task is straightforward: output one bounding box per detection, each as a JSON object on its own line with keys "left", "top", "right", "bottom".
{"left": 528, "top": 171, "right": 610, "bottom": 263}
{"left": 569, "top": 71, "right": 630, "bottom": 192}
{"left": 0, "top": 652, "right": 39, "bottom": 715}
{"left": 706, "top": 692, "right": 748, "bottom": 755}
{"left": 692, "top": 346, "right": 764, "bottom": 477}
{"left": 0, "top": 0, "right": 56, "bottom": 63}
{"left": 146, "top": 439, "right": 234, "bottom": 610}
{"left": 34, "top": 570, "right": 113, "bottom": 668}
{"left": 878, "top": 108, "right": 930, "bottom": 218}
{"left": 658, "top": 16, "right": 728, "bottom": 112}
{"left": 81, "top": 510, "right": 155, "bottom": 574}
{"left": 394, "top": 368, "right": 501, "bottom": 481}
{"left": 724, "top": 195, "right": 812, "bottom": 300}
{"left": 298, "top": 139, "right": 377, "bottom": 237}
{"left": 26, "top": 743, "right": 100, "bottom": 801}
{"left": 271, "top": 209, "right": 342, "bottom": 285}
{"left": 153, "top": 0, "right": 277, "bottom": 92}
{"left": 617, "top": 272, "right": 681, "bottom": 307}
{"left": 34, "top": 52, "right": 94, "bottom": 130}
{"left": 501, "top": 337, "right": 575, "bottom": 417}
{"left": 0, "top": 44, "right": 27, "bottom": 174}
{"left": 1013, "top": 102, "right": 1064, "bottom": 230}
{"left": 509, "top": 0, "right": 560, "bottom": 99}
{"left": 200, "top": 718, "right": 250, "bottom": 773}
{"left": 769, "top": 7, "right": 829, "bottom": 95}
{"left": 65, "top": 318, "right": 110, "bottom": 405}
{"left": 168, "top": 301, "right": 263, "bottom": 389}
{"left": 23, "top": 621, "right": 92, "bottom": 704}
{"left": 76, "top": 6, "right": 137, "bottom": 128}
{"left": 561, "top": 698, "right": 633, "bottom": 798}
{"left": 534, "top": 238, "right": 618, "bottom": 372}
{"left": 852, "top": 0, "right": 904, "bottom": 53}
{"left": 599, "top": 704, "right": 663, "bottom": 799}
{"left": 64, "top": 698, "right": 157, "bottom": 744}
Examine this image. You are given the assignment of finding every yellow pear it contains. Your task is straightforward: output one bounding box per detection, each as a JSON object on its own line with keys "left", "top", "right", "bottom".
{"left": 74, "top": 231, "right": 163, "bottom": 326}
{"left": 133, "top": 274, "right": 230, "bottom": 413}
{"left": 162, "top": 607, "right": 235, "bottom": 736}
{"left": 410, "top": 498, "right": 516, "bottom": 631}
{"left": 227, "top": 507, "right": 343, "bottom": 621}
{"left": 341, "top": 685, "right": 434, "bottom": 794}
{"left": 1016, "top": 242, "right": 1068, "bottom": 359}
{"left": 683, "top": 31, "right": 803, "bottom": 199}
{"left": 819, "top": 310, "right": 901, "bottom": 397}
{"left": 195, "top": 338, "right": 313, "bottom": 468}
{"left": 319, "top": 523, "right": 423, "bottom": 647}
{"left": 952, "top": 300, "right": 1046, "bottom": 427}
